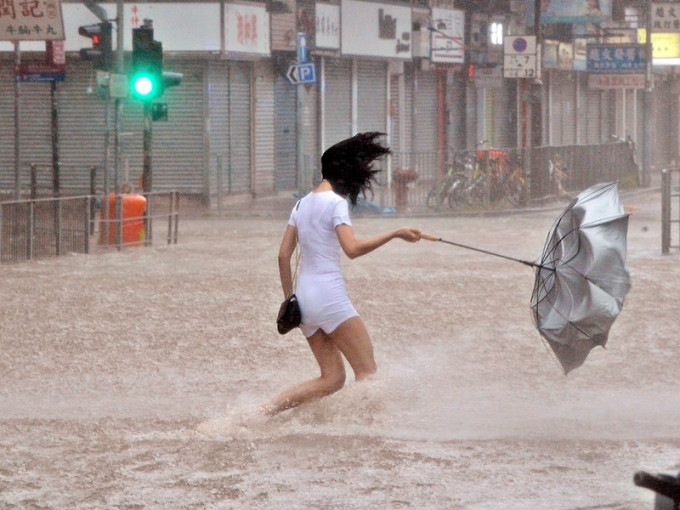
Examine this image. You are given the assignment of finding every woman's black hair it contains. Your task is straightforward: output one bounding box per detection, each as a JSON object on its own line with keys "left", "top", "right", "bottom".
{"left": 321, "top": 132, "right": 391, "bottom": 205}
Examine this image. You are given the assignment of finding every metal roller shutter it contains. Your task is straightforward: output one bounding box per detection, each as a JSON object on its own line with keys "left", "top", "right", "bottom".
{"left": 549, "top": 71, "right": 562, "bottom": 146}
{"left": 357, "top": 59, "right": 386, "bottom": 133}
{"left": 446, "top": 72, "right": 465, "bottom": 151}
{"left": 152, "top": 59, "right": 206, "bottom": 192}
{"left": 0, "top": 60, "right": 18, "bottom": 191}
{"left": 253, "top": 61, "right": 275, "bottom": 195}
{"left": 389, "top": 74, "right": 402, "bottom": 152}
{"left": 561, "top": 73, "right": 576, "bottom": 146}
{"left": 465, "top": 81, "right": 478, "bottom": 149}
{"left": 208, "top": 60, "right": 231, "bottom": 195}
{"left": 585, "top": 87, "right": 602, "bottom": 144}
{"left": 274, "top": 74, "right": 297, "bottom": 190}
{"left": 413, "top": 68, "right": 437, "bottom": 152}
{"left": 323, "top": 59, "right": 351, "bottom": 147}
{"left": 403, "top": 64, "right": 415, "bottom": 153}
{"left": 227, "top": 61, "right": 253, "bottom": 194}
{"left": 17, "top": 74, "right": 52, "bottom": 192}
{"left": 58, "top": 61, "right": 110, "bottom": 193}
{"left": 576, "top": 74, "right": 588, "bottom": 144}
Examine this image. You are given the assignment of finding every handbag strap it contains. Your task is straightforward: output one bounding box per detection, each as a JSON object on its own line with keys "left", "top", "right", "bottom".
{"left": 290, "top": 240, "right": 300, "bottom": 296}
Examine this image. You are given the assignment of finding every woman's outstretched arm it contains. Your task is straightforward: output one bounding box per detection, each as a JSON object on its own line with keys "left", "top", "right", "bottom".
{"left": 335, "top": 224, "right": 421, "bottom": 260}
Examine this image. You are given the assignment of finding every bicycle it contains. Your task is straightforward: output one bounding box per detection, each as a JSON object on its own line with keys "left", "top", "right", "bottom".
{"left": 426, "top": 158, "right": 468, "bottom": 211}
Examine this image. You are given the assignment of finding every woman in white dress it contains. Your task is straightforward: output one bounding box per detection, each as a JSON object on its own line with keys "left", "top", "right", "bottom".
{"left": 261, "top": 132, "right": 421, "bottom": 417}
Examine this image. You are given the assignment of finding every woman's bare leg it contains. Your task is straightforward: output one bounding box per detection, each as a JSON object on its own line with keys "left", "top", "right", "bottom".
{"left": 327, "top": 316, "right": 377, "bottom": 380}
{"left": 260, "top": 330, "right": 346, "bottom": 416}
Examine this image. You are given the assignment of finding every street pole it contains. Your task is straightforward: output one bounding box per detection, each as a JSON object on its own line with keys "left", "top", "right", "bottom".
{"left": 642, "top": 0, "right": 653, "bottom": 187}
{"left": 115, "top": 0, "right": 124, "bottom": 194}
{"left": 14, "top": 42, "right": 21, "bottom": 201}
{"left": 142, "top": 101, "right": 153, "bottom": 245}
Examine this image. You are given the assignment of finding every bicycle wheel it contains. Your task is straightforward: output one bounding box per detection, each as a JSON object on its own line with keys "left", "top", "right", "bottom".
{"left": 446, "top": 177, "right": 466, "bottom": 209}
{"left": 426, "top": 189, "right": 441, "bottom": 210}
{"left": 467, "top": 177, "right": 490, "bottom": 207}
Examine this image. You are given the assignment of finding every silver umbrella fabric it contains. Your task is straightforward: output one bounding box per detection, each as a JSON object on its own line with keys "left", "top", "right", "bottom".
{"left": 530, "top": 181, "right": 632, "bottom": 374}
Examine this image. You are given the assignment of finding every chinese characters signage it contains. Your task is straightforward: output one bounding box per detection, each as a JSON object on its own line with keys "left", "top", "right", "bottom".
{"left": 341, "top": 0, "right": 411, "bottom": 60}
{"left": 1, "top": 0, "right": 64, "bottom": 41}
{"left": 224, "top": 3, "right": 269, "bottom": 55}
{"left": 652, "top": 3, "right": 680, "bottom": 33}
{"left": 586, "top": 44, "right": 646, "bottom": 72}
{"left": 430, "top": 7, "right": 464, "bottom": 64}
{"left": 315, "top": 3, "right": 339, "bottom": 50}
{"left": 588, "top": 74, "right": 646, "bottom": 90}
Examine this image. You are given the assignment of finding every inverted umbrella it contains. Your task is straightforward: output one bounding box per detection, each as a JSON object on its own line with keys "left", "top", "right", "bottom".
{"left": 421, "top": 181, "right": 631, "bottom": 374}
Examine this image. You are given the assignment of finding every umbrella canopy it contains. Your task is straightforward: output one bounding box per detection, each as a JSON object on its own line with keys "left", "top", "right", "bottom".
{"left": 530, "top": 182, "right": 632, "bottom": 374}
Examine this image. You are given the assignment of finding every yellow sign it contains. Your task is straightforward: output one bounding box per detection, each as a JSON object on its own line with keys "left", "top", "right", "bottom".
{"left": 638, "top": 29, "right": 680, "bottom": 58}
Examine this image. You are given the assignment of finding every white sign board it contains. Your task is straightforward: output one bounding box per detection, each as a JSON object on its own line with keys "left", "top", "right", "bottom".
{"left": 224, "top": 4, "right": 270, "bottom": 55}
{"left": 315, "top": 3, "right": 339, "bottom": 50}
{"left": 430, "top": 7, "right": 464, "bottom": 64}
{"left": 503, "top": 35, "right": 539, "bottom": 78}
{"left": 474, "top": 66, "right": 504, "bottom": 89}
{"left": 1, "top": 0, "right": 65, "bottom": 40}
{"left": 652, "top": 3, "right": 680, "bottom": 33}
{"left": 341, "top": 0, "right": 411, "bottom": 60}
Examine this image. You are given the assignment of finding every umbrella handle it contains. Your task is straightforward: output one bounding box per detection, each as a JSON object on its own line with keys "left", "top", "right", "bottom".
{"left": 419, "top": 232, "right": 544, "bottom": 269}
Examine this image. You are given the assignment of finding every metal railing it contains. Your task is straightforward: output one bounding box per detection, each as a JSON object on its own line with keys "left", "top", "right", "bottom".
{"left": 1, "top": 191, "right": 180, "bottom": 264}
{"left": 0, "top": 195, "right": 90, "bottom": 264}
{"left": 383, "top": 142, "right": 639, "bottom": 214}
{"left": 662, "top": 168, "right": 680, "bottom": 255}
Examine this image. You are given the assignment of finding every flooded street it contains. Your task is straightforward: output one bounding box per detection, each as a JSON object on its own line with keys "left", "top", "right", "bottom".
{"left": 1, "top": 187, "right": 679, "bottom": 509}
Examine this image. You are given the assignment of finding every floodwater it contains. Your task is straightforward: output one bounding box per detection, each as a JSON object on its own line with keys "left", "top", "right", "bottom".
{"left": 1, "top": 187, "right": 679, "bottom": 509}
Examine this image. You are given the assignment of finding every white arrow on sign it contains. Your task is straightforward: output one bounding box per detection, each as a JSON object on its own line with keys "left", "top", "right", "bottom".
{"left": 286, "top": 63, "right": 316, "bottom": 85}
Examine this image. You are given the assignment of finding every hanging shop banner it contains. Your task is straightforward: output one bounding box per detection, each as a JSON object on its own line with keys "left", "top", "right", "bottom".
{"left": 429, "top": 7, "right": 464, "bottom": 64}
{"left": 316, "top": 3, "right": 339, "bottom": 50}
{"left": 341, "top": 0, "right": 411, "bottom": 60}
{"left": 652, "top": 3, "right": 680, "bottom": 33}
{"left": 224, "top": 3, "right": 270, "bottom": 55}
{"left": 1, "top": 0, "right": 65, "bottom": 40}
{"left": 587, "top": 44, "right": 646, "bottom": 73}
{"left": 527, "top": 0, "right": 612, "bottom": 24}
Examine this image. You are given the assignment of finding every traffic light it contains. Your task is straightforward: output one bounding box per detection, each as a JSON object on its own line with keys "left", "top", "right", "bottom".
{"left": 79, "top": 21, "right": 112, "bottom": 71}
{"left": 162, "top": 71, "right": 183, "bottom": 92}
{"left": 131, "top": 25, "right": 163, "bottom": 100}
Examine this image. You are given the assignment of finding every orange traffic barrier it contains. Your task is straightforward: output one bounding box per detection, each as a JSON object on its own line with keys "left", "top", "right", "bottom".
{"left": 98, "top": 193, "right": 147, "bottom": 245}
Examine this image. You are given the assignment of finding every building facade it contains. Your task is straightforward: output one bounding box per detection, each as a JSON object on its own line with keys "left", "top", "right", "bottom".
{"left": 1, "top": 0, "right": 678, "bottom": 200}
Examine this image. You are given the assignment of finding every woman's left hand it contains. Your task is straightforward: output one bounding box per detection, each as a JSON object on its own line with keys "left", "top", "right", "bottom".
{"left": 395, "top": 228, "right": 422, "bottom": 243}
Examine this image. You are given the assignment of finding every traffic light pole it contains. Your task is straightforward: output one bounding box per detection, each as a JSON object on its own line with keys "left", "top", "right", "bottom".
{"left": 142, "top": 101, "right": 153, "bottom": 245}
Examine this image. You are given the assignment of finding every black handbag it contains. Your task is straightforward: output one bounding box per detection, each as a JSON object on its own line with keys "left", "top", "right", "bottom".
{"left": 277, "top": 294, "right": 301, "bottom": 334}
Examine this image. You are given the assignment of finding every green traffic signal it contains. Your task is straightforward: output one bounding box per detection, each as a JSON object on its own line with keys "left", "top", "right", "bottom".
{"left": 131, "top": 25, "right": 162, "bottom": 100}
{"left": 132, "top": 75, "right": 156, "bottom": 97}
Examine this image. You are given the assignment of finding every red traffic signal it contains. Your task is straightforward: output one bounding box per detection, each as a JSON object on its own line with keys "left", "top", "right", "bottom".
{"left": 79, "top": 21, "right": 112, "bottom": 71}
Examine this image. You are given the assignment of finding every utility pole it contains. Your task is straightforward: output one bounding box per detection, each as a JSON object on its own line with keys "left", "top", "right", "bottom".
{"left": 642, "top": 0, "right": 653, "bottom": 187}
{"left": 532, "top": 0, "right": 542, "bottom": 148}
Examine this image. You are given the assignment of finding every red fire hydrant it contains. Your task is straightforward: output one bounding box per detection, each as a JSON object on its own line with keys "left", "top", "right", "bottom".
{"left": 392, "top": 168, "right": 419, "bottom": 213}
